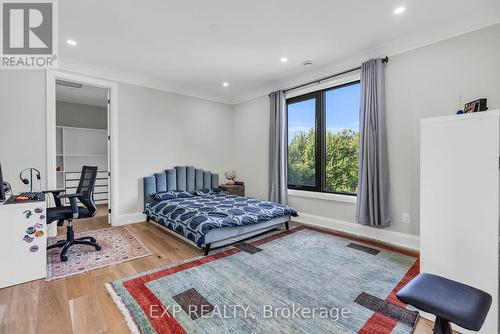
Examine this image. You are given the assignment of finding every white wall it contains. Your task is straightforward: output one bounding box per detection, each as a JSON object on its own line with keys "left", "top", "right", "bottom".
{"left": 386, "top": 23, "right": 500, "bottom": 235}
{"left": 0, "top": 70, "right": 47, "bottom": 193}
{"left": 1, "top": 24, "right": 499, "bottom": 234}
{"left": 232, "top": 24, "right": 500, "bottom": 237}
{"left": 56, "top": 101, "right": 107, "bottom": 129}
{"left": 232, "top": 95, "right": 270, "bottom": 200}
{"left": 117, "top": 83, "right": 233, "bottom": 218}
{"left": 0, "top": 71, "right": 233, "bottom": 225}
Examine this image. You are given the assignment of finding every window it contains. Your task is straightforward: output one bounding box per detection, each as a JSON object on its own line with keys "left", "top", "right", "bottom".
{"left": 287, "top": 95, "right": 318, "bottom": 189}
{"left": 287, "top": 81, "right": 360, "bottom": 195}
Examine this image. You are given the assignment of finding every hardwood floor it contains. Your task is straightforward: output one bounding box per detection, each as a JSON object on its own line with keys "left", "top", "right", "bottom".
{"left": 0, "top": 206, "right": 454, "bottom": 333}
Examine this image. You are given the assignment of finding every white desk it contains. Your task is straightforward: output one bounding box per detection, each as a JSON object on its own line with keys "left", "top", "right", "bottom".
{"left": 0, "top": 197, "right": 47, "bottom": 288}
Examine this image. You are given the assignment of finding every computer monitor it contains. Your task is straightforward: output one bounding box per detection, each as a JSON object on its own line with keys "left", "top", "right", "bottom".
{"left": 0, "top": 163, "right": 5, "bottom": 201}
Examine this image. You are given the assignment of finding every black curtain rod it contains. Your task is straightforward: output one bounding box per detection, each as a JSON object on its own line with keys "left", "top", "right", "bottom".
{"left": 283, "top": 56, "right": 388, "bottom": 93}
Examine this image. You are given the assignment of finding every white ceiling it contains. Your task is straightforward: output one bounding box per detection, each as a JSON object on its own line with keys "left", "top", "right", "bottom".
{"left": 59, "top": 0, "right": 500, "bottom": 104}
{"left": 56, "top": 83, "right": 108, "bottom": 107}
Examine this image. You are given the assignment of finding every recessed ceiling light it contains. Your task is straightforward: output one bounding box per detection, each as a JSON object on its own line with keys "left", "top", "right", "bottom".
{"left": 280, "top": 57, "right": 288, "bottom": 63}
{"left": 302, "top": 60, "right": 313, "bottom": 66}
{"left": 222, "top": 82, "right": 229, "bottom": 87}
{"left": 209, "top": 24, "right": 220, "bottom": 31}
{"left": 394, "top": 6, "right": 406, "bottom": 15}
{"left": 66, "top": 39, "right": 77, "bottom": 46}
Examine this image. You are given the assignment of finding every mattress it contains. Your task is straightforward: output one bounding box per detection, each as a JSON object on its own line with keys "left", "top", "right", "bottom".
{"left": 144, "top": 193, "right": 297, "bottom": 248}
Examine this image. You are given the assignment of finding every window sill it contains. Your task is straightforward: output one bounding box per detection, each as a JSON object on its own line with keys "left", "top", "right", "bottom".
{"left": 288, "top": 189, "right": 357, "bottom": 204}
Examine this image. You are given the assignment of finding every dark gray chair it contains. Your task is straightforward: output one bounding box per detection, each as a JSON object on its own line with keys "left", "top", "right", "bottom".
{"left": 397, "top": 273, "right": 492, "bottom": 334}
{"left": 44, "top": 166, "right": 101, "bottom": 262}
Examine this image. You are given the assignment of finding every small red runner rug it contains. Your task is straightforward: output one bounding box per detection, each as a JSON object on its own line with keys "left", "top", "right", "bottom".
{"left": 47, "top": 226, "right": 152, "bottom": 280}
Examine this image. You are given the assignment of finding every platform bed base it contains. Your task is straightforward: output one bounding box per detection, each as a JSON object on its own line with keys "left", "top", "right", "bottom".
{"left": 147, "top": 216, "right": 290, "bottom": 256}
{"left": 203, "top": 222, "right": 288, "bottom": 255}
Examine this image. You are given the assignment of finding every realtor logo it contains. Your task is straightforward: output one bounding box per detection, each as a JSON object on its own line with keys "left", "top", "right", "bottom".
{"left": 1, "top": 0, "right": 58, "bottom": 68}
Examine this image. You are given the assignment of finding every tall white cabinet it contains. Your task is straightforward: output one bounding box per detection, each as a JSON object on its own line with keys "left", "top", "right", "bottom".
{"left": 56, "top": 126, "right": 109, "bottom": 204}
{"left": 420, "top": 110, "right": 499, "bottom": 334}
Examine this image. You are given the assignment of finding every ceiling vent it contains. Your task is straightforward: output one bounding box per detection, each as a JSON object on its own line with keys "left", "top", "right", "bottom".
{"left": 56, "top": 80, "right": 82, "bottom": 89}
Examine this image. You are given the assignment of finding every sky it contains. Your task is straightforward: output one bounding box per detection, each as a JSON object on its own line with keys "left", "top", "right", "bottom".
{"left": 288, "top": 82, "right": 360, "bottom": 142}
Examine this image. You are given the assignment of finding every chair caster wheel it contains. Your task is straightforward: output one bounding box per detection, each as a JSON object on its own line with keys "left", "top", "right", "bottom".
{"left": 90, "top": 237, "right": 96, "bottom": 243}
{"left": 95, "top": 245, "right": 102, "bottom": 251}
{"left": 60, "top": 255, "right": 68, "bottom": 262}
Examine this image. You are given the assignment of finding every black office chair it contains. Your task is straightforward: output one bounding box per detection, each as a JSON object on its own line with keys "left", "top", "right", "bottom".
{"left": 44, "top": 166, "right": 101, "bottom": 262}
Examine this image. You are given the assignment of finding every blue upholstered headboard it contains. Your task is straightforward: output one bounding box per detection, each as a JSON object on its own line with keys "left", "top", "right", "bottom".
{"left": 143, "top": 166, "right": 219, "bottom": 208}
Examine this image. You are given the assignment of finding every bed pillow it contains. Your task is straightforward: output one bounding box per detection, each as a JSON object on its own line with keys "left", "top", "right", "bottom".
{"left": 154, "top": 192, "right": 176, "bottom": 201}
{"left": 154, "top": 190, "right": 193, "bottom": 200}
{"left": 172, "top": 190, "right": 194, "bottom": 198}
{"left": 194, "top": 188, "right": 222, "bottom": 196}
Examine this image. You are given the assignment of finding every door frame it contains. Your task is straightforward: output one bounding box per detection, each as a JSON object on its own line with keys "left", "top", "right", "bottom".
{"left": 46, "top": 70, "right": 119, "bottom": 225}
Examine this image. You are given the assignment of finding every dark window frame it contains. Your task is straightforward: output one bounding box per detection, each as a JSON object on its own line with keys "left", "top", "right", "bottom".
{"left": 286, "top": 80, "right": 360, "bottom": 196}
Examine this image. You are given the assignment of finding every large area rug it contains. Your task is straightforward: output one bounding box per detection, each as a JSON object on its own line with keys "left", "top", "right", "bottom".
{"left": 47, "top": 226, "right": 152, "bottom": 280}
{"left": 106, "top": 226, "right": 419, "bottom": 334}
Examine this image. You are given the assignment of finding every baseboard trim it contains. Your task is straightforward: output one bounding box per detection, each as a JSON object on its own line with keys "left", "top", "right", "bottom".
{"left": 112, "top": 211, "right": 419, "bottom": 250}
{"left": 114, "top": 212, "right": 146, "bottom": 226}
{"left": 293, "top": 212, "right": 419, "bottom": 251}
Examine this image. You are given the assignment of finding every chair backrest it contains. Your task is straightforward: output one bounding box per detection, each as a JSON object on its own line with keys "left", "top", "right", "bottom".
{"left": 76, "top": 166, "right": 98, "bottom": 216}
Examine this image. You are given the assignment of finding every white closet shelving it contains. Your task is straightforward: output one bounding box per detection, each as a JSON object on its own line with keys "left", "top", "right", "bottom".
{"left": 56, "top": 126, "right": 108, "bottom": 204}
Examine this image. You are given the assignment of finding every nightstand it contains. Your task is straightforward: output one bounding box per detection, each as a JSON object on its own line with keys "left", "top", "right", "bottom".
{"left": 220, "top": 184, "right": 245, "bottom": 197}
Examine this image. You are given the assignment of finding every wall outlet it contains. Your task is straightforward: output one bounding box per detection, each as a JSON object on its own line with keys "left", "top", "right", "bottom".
{"left": 402, "top": 213, "right": 410, "bottom": 224}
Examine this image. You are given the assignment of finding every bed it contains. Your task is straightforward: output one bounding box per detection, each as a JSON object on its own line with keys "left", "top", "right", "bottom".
{"left": 143, "top": 166, "right": 297, "bottom": 255}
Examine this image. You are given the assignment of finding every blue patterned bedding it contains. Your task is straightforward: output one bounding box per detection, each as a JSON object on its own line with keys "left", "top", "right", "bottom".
{"left": 144, "top": 193, "right": 298, "bottom": 248}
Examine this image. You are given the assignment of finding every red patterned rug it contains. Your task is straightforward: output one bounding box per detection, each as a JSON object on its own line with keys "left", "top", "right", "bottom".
{"left": 47, "top": 226, "right": 152, "bottom": 280}
{"left": 106, "top": 226, "right": 419, "bottom": 334}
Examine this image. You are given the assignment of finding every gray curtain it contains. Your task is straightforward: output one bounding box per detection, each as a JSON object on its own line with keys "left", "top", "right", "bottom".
{"left": 268, "top": 90, "right": 288, "bottom": 204}
{"left": 355, "top": 58, "right": 392, "bottom": 227}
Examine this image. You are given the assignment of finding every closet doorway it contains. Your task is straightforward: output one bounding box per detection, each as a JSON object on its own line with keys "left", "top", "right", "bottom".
{"left": 56, "top": 81, "right": 109, "bottom": 221}
{"left": 46, "top": 71, "right": 118, "bottom": 228}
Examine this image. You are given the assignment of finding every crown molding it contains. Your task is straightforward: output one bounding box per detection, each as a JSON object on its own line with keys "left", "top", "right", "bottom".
{"left": 230, "top": 18, "right": 500, "bottom": 105}
{"left": 59, "top": 18, "right": 500, "bottom": 106}
{"left": 58, "top": 58, "right": 232, "bottom": 105}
